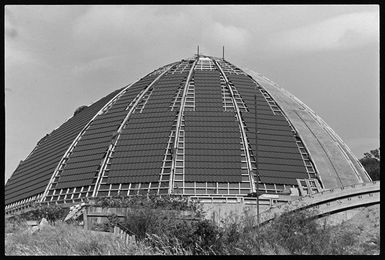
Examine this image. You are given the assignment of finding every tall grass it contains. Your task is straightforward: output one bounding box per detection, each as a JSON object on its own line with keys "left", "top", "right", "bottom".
{"left": 5, "top": 198, "right": 379, "bottom": 255}
{"left": 5, "top": 221, "right": 155, "bottom": 255}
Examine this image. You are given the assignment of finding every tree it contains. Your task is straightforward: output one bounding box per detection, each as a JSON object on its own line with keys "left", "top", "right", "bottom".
{"left": 73, "top": 105, "right": 88, "bottom": 116}
{"left": 359, "top": 148, "right": 380, "bottom": 181}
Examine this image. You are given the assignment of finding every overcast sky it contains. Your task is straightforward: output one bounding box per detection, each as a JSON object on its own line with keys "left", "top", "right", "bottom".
{"left": 5, "top": 5, "right": 379, "bottom": 183}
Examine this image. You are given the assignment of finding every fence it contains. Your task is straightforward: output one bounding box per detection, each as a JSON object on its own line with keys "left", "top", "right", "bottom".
{"left": 82, "top": 206, "right": 127, "bottom": 230}
{"left": 81, "top": 206, "right": 198, "bottom": 245}
{"left": 113, "top": 222, "right": 136, "bottom": 245}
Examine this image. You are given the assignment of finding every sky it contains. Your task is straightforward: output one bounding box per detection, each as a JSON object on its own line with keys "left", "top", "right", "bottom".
{"left": 5, "top": 5, "right": 379, "bottom": 183}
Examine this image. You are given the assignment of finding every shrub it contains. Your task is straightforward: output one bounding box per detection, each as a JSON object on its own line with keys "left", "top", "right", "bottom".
{"left": 142, "top": 216, "right": 226, "bottom": 255}
{"left": 94, "top": 194, "right": 203, "bottom": 214}
{"left": 6, "top": 197, "right": 376, "bottom": 255}
{"left": 261, "top": 208, "right": 320, "bottom": 254}
{"left": 7, "top": 203, "right": 69, "bottom": 224}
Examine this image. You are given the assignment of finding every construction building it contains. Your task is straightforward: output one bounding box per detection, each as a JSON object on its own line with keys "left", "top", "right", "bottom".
{"left": 5, "top": 55, "right": 372, "bottom": 215}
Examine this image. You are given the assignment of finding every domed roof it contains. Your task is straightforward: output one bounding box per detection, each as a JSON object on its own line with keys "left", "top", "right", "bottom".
{"left": 5, "top": 55, "right": 371, "bottom": 209}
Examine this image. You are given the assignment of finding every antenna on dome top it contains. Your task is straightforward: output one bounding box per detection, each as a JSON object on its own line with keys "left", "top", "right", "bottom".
{"left": 197, "top": 45, "right": 199, "bottom": 57}
{"left": 222, "top": 46, "right": 225, "bottom": 60}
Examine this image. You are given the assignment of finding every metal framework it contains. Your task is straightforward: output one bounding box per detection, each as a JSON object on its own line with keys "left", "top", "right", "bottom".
{"left": 40, "top": 81, "right": 138, "bottom": 203}
{"left": 219, "top": 74, "right": 254, "bottom": 193}
{"left": 41, "top": 64, "right": 175, "bottom": 203}
{"left": 257, "top": 83, "right": 319, "bottom": 182}
{"left": 6, "top": 55, "right": 372, "bottom": 213}
{"left": 93, "top": 64, "right": 175, "bottom": 197}
{"left": 169, "top": 58, "right": 198, "bottom": 193}
{"left": 265, "top": 81, "right": 370, "bottom": 182}
{"left": 220, "top": 59, "right": 324, "bottom": 193}
{"left": 40, "top": 61, "right": 177, "bottom": 204}
{"left": 5, "top": 193, "right": 44, "bottom": 214}
{"left": 93, "top": 60, "right": 193, "bottom": 197}
{"left": 214, "top": 58, "right": 256, "bottom": 193}
{"left": 166, "top": 57, "right": 254, "bottom": 196}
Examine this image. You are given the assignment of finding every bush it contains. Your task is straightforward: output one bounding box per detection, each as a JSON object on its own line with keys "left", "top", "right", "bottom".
{"left": 94, "top": 194, "right": 202, "bottom": 213}
{"left": 261, "top": 208, "right": 320, "bottom": 254}
{"left": 6, "top": 197, "right": 376, "bottom": 255}
{"left": 7, "top": 203, "right": 69, "bottom": 224}
{"left": 108, "top": 201, "right": 226, "bottom": 254}
{"left": 142, "top": 215, "right": 226, "bottom": 255}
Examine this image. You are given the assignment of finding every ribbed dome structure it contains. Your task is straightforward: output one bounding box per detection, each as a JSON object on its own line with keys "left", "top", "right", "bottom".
{"left": 5, "top": 55, "right": 371, "bottom": 213}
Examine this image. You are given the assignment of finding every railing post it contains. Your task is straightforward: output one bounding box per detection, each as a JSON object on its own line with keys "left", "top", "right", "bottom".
{"left": 114, "top": 226, "right": 118, "bottom": 235}
{"left": 83, "top": 207, "right": 88, "bottom": 230}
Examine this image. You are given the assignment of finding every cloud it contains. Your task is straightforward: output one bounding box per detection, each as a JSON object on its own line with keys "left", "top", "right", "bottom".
{"left": 345, "top": 137, "right": 380, "bottom": 159}
{"left": 267, "top": 11, "right": 379, "bottom": 52}
{"left": 5, "top": 8, "right": 18, "bottom": 39}
{"left": 5, "top": 46, "right": 35, "bottom": 67}
{"left": 71, "top": 55, "right": 126, "bottom": 75}
{"left": 202, "top": 22, "right": 250, "bottom": 51}
{"left": 71, "top": 6, "right": 190, "bottom": 61}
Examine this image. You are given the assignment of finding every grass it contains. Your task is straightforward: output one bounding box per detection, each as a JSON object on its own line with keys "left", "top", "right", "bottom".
{"left": 5, "top": 221, "right": 156, "bottom": 255}
{"left": 5, "top": 198, "right": 380, "bottom": 255}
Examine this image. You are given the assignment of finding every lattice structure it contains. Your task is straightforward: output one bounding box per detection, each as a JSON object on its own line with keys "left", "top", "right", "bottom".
{"left": 170, "top": 79, "right": 186, "bottom": 111}
{"left": 5, "top": 193, "right": 43, "bottom": 214}
{"left": 43, "top": 84, "right": 148, "bottom": 203}
{"left": 148, "top": 62, "right": 178, "bottom": 77}
{"left": 238, "top": 115, "right": 256, "bottom": 194}
{"left": 222, "top": 60, "right": 321, "bottom": 193}
{"left": 168, "top": 57, "right": 253, "bottom": 196}
{"left": 172, "top": 117, "right": 186, "bottom": 194}
{"left": 41, "top": 87, "right": 136, "bottom": 204}
{"left": 7, "top": 55, "right": 370, "bottom": 214}
{"left": 172, "top": 115, "right": 252, "bottom": 197}
{"left": 196, "top": 57, "right": 216, "bottom": 70}
{"left": 295, "top": 136, "right": 318, "bottom": 179}
{"left": 276, "top": 85, "right": 370, "bottom": 183}
{"left": 259, "top": 87, "right": 283, "bottom": 116}
{"left": 221, "top": 74, "right": 235, "bottom": 112}
{"left": 157, "top": 122, "right": 176, "bottom": 195}
{"left": 217, "top": 59, "right": 246, "bottom": 75}
{"left": 184, "top": 78, "right": 195, "bottom": 112}
{"left": 170, "top": 60, "right": 192, "bottom": 74}
{"left": 256, "top": 82, "right": 318, "bottom": 181}
{"left": 297, "top": 178, "right": 322, "bottom": 195}
{"left": 94, "top": 66, "right": 181, "bottom": 197}
{"left": 133, "top": 87, "right": 153, "bottom": 113}
{"left": 227, "top": 81, "right": 248, "bottom": 112}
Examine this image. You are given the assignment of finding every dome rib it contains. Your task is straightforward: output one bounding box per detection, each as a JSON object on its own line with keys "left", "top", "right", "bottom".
{"left": 5, "top": 88, "right": 122, "bottom": 205}
{"left": 246, "top": 70, "right": 371, "bottom": 189}
{"left": 170, "top": 58, "right": 198, "bottom": 193}
{"left": 5, "top": 55, "right": 371, "bottom": 214}
{"left": 93, "top": 63, "right": 175, "bottom": 196}
{"left": 214, "top": 58, "right": 256, "bottom": 193}
{"left": 41, "top": 63, "right": 175, "bottom": 202}
{"left": 218, "top": 59, "right": 311, "bottom": 187}
{"left": 40, "top": 82, "right": 139, "bottom": 202}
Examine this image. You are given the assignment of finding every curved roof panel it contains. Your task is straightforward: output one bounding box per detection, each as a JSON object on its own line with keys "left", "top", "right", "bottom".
{"left": 5, "top": 55, "right": 370, "bottom": 209}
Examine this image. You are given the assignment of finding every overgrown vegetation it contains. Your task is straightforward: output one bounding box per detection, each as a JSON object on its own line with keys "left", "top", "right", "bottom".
{"left": 5, "top": 195, "right": 379, "bottom": 255}
{"left": 94, "top": 194, "right": 202, "bottom": 212}
{"left": 5, "top": 221, "right": 155, "bottom": 255}
{"left": 6, "top": 203, "right": 69, "bottom": 224}
{"left": 359, "top": 147, "right": 380, "bottom": 181}
{"left": 73, "top": 105, "right": 88, "bottom": 116}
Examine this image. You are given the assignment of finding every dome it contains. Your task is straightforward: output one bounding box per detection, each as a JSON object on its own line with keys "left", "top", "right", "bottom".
{"left": 5, "top": 55, "right": 371, "bottom": 211}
